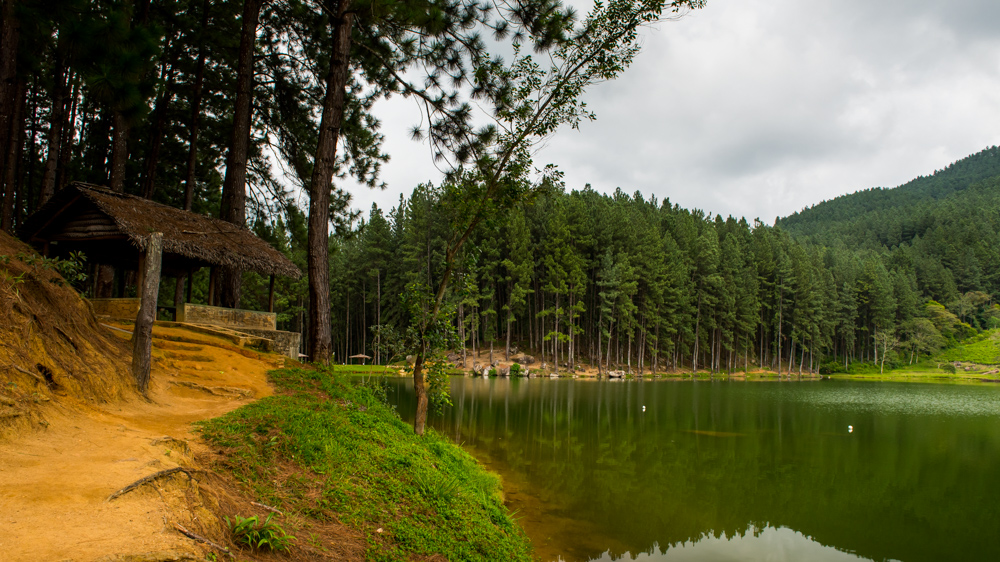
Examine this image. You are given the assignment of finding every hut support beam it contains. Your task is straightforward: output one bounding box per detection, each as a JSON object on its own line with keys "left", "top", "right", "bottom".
{"left": 268, "top": 274, "right": 275, "bottom": 313}
{"left": 207, "top": 266, "right": 217, "bottom": 306}
{"left": 173, "top": 275, "right": 185, "bottom": 321}
{"left": 132, "top": 232, "right": 162, "bottom": 394}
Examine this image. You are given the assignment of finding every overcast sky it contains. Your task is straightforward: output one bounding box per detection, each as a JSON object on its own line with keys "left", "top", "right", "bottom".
{"left": 338, "top": 0, "right": 1000, "bottom": 225}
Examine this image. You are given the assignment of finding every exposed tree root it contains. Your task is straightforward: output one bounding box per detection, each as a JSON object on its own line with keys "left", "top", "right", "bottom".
{"left": 107, "top": 467, "right": 205, "bottom": 502}
{"left": 251, "top": 501, "right": 283, "bottom": 515}
{"left": 173, "top": 523, "right": 234, "bottom": 559}
{"left": 169, "top": 381, "right": 252, "bottom": 398}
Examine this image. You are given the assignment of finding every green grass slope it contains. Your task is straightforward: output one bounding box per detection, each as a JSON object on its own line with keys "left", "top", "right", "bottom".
{"left": 197, "top": 367, "right": 533, "bottom": 562}
{"left": 933, "top": 330, "right": 1000, "bottom": 365}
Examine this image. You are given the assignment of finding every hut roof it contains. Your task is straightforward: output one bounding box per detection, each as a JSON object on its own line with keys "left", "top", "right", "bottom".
{"left": 19, "top": 183, "right": 301, "bottom": 278}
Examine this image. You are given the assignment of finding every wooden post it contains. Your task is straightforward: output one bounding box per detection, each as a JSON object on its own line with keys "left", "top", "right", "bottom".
{"left": 173, "top": 275, "right": 185, "bottom": 321}
{"left": 207, "top": 266, "right": 217, "bottom": 306}
{"left": 115, "top": 269, "right": 125, "bottom": 298}
{"left": 186, "top": 268, "right": 194, "bottom": 303}
{"left": 132, "top": 232, "right": 162, "bottom": 394}
{"left": 268, "top": 274, "right": 276, "bottom": 312}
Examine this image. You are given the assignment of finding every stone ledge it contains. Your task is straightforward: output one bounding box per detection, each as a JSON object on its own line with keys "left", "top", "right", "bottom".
{"left": 176, "top": 303, "right": 277, "bottom": 330}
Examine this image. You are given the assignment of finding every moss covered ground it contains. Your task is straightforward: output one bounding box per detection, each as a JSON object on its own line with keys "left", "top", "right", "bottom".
{"left": 197, "top": 366, "right": 533, "bottom": 562}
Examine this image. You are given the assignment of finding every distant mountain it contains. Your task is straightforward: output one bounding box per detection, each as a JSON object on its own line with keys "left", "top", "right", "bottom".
{"left": 776, "top": 146, "right": 1000, "bottom": 249}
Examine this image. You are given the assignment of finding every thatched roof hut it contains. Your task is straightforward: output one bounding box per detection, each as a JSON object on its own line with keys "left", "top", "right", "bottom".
{"left": 18, "top": 183, "right": 301, "bottom": 279}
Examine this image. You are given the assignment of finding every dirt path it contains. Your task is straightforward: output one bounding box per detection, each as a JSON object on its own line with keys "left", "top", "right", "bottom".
{"left": 0, "top": 324, "right": 281, "bottom": 562}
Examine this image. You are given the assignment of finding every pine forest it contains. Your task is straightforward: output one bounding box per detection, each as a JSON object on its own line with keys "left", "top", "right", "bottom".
{"left": 0, "top": 0, "right": 998, "bottom": 380}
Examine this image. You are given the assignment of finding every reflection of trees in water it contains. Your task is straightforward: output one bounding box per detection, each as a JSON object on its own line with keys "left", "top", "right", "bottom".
{"left": 390, "top": 378, "right": 1000, "bottom": 562}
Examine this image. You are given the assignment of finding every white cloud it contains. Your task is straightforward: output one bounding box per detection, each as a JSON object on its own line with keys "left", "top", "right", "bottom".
{"left": 341, "top": 0, "right": 1000, "bottom": 223}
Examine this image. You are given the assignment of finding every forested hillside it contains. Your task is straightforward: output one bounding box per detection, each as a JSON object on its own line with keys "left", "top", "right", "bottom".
{"left": 778, "top": 146, "right": 1000, "bottom": 251}
{"left": 775, "top": 146, "right": 1000, "bottom": 341}
{"left": 324, "top": 182, "right": 997, "bottom": 376}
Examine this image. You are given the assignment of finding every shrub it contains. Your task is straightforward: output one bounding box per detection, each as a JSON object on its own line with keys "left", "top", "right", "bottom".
{"left": 226, "top": 514, "right": 294, "bottom": 552}
{"left": 941, "top": 363, "right": 957, "bottom": 374}
{"left": 509, "top": 363, "right": 521, "bottom": 376}
{"left": 818, "top": 360, "right": 844, "bottom": 375}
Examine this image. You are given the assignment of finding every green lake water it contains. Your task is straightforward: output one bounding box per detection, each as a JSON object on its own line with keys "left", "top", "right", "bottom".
{"left": 386, "top": 377, "right": 1000, "bottom": 562}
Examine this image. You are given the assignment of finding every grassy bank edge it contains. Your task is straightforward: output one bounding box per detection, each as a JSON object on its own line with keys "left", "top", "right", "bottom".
{"left": 196, "top": 366, "right": 534, "bottom": 562}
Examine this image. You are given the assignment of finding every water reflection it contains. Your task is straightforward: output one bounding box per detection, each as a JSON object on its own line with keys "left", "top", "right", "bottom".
{"left": 386, "top": 377, "right": 1000, "bottom": 562}
{"left": 586, "top": 525, "right": 879, "bottom": 562}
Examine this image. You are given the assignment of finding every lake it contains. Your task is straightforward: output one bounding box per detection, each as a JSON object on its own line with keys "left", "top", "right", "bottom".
{"left": 385, "top": 376, "right": 1000, "bottom": 562}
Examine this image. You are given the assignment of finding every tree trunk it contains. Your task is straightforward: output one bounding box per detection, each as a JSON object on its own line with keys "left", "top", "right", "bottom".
{"left": 40, "top": 40, "right": 69, "bottom": 205}
{"left": 506, "top": 279, "right": 512, "bottom": 361}
{"left": 627, "top": 331, "right": 631, "bottom": 374}
{"left": 97, "top": 96, "right": 120, "bottom": 299}
{"left": 56, "top": 75, "right": 78, "bottom": 192}
{"left": 218, "top": 0, "right": 267, "bottom": 308}
{"left": 0, "top": 0, "right": 20, "bottom": 201}
{"left": 787, "top": 338, "right": 794, "bottom": 376}
{"left": 553, "top": 293, "right": 559, "bottom": 375}
{"left": 654, "top": 320, "right": 660, "bottom": 374}
{"left": 174, "top": 275, "right": 185, "bottom": 314}
{"left": 306, "top": 0, "right": 353, "bottom": 363}
{"left": 605, "top": 320, "right": 613, "bottom": 372}
{"left": 140, "top": 49, "right": 179, "bottom": 199}
{"left": 1, "top": 78, "right": 24, "bottom": 232}
{"left": 692, "top": 294, "right": 701, "bottom": 373}
{"left": 873, "top": 327, "right": 878, "bottom": 366}
{"left": 459, "top": 302, "right": 466, "bottom": 367}
{"left": 109, "top": 110, "right": 129, "bottom": 192}
{"left": 132, "top": 232, "right": 163, "bottom": 394}
{"left": 506, "top": 315, "right": 512, "bottom": 362}
{"left": 182, "top": 1, "right": 210, "bottom": 210}
{"left": 597, "top": 305, "right": 603, "bottom": 375}
{"left": 776, "top": 292, "right": 783, "bottom": 376}
{"left": 413, "top": 340, "right": 428, "bottom": 435}
{"left": 344, "top": 285, "right": 349, "bottom": 363}
{"left": 18, "top": 75, "right": 36, "bottom": 219}
{"left": 568, "top": 292, "right": 574, "bottom": 371}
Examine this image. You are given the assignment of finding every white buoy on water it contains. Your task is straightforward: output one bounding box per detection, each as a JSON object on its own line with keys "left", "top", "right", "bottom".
{"left": 642, "top": 405, "right": 646, "bottom": 412}
{"left": 848, "top": 425, "right": 854, "bottom": 433}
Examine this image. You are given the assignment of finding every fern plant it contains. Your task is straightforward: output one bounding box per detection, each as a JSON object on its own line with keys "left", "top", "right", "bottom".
{"left": 226, "top": 513, "right": 294, "bottom": 552}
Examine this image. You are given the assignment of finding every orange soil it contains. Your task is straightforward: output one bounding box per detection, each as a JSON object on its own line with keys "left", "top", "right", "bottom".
{"left": 0, "top": 323, "right": 281, "bottom": 562}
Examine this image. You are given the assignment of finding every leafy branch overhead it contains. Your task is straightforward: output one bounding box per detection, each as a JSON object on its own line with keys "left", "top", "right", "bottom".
{"left": 401, "top": 0, "right": 705, "bottom": 435}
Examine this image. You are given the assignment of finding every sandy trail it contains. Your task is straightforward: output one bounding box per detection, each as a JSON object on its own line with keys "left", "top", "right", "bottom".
{"left": 0, "top": 324, "right": 280, "bottom": 562}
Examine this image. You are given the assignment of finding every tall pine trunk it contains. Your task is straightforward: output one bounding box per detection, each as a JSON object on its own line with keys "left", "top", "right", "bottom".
{"left": 692, "top": 293, "right": 702, "bottom": 373}
{"left": 55, "top": 76, "right": 78, "bottom": 193}
{"left": 40, "top": 39, "right": 69, "bottom": 205}
{"left": 141, "top": 48, "right": 179, "bottom": 199}
{"left": 306, "top": 0, "right": 353, "bottom": 362}
{"left": 1, "top": 78, "right": 24, "bottom": 231}
{"left": 109, "top": 111, "right": 130, "bottom": 192}
{"left": 776, "top": 288, "right": 783, "bottom": 375}
{"left": 94, "top": 105, "right": 132, "bottom": 295}
{"left": 0, "top": 0, "right": 21, "bottom": 225}
{"left": 182, "top": 0, "right": 210, "bottom": 211}
{"left": 218, "top": 0, "right": 267, "bottom": 308}
{"left": 597, "top": 304, "right": 603, "bottom": 375}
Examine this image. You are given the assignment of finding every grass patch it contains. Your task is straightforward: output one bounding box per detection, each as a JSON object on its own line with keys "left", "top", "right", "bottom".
{"left": 934, "top": 330, "right": 1000, "bottom": 365}
{"left": 323, "top": 363, "right": 407, "bottom": 376}
{"left": 197, "top": 367, "right": 533, "bottom": 561}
